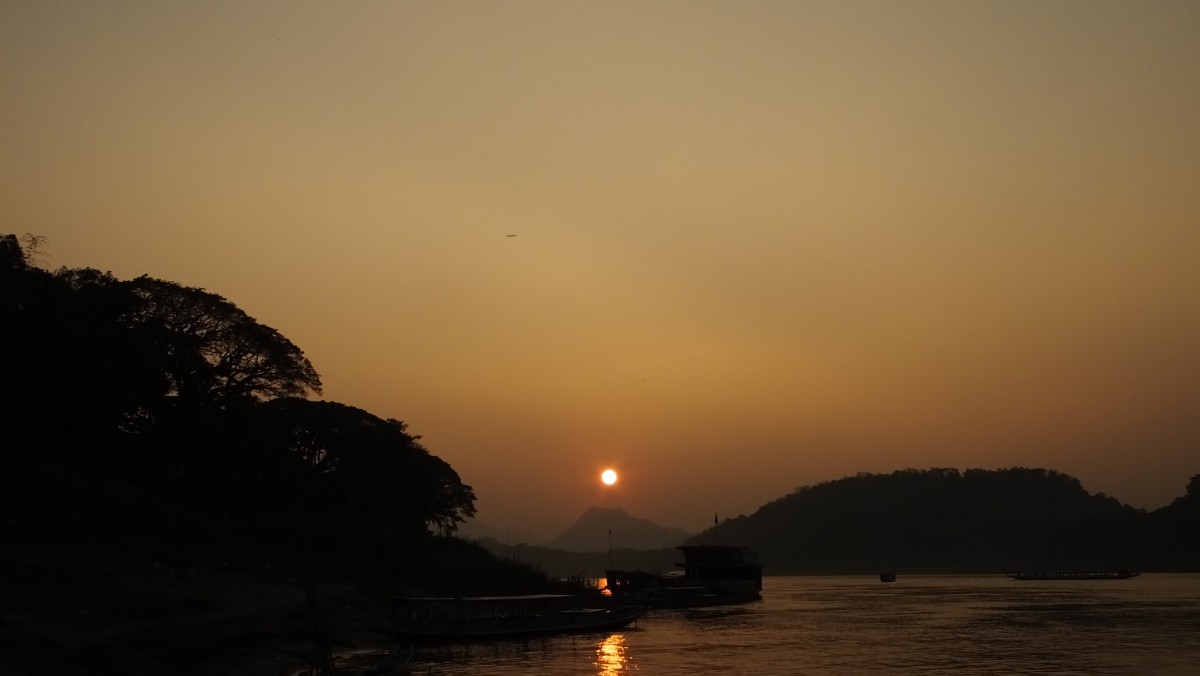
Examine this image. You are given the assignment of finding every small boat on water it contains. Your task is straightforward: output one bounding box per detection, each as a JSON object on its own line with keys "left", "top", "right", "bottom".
{"left": 606, "top": 544, "right": 763, "bottom": 608}
{"left": 386, "top": 593, "right": 647, "bottom": 642}
{"left": 879, "top": 572, "right": 897, "bottom": 583}
{"left": 1007, "top": 570, "right": 1140, "bottom": 581}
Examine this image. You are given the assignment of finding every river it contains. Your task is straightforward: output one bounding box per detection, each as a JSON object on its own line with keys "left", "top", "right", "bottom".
{"left": 347, "top": 574, "right": 1200, "bottom": 675}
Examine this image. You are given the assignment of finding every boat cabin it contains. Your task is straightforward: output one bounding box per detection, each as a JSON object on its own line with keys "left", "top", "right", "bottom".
{"left": 675, "top": 545, "right": 763, "bottom": 596}
{"left": 605, "top": 544, "right": 763, "bottom": 607}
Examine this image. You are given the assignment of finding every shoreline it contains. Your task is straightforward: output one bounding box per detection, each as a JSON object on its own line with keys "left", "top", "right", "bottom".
{"left": 0, "top": 558, "right": 397, "bottom": 675}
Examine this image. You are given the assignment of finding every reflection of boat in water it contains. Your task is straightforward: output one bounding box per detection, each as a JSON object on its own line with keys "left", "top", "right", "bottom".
{"left": 1007, "top": 570, "right": 1140, "bottom": 581}
{"left": 879, "top": 572, "right": 896, "bottom": 583}
{"left": 606, "top": 544, "right": 763, "bottom": 608}
{"left": 386, "top": 594, "right": 647, "bottom": 642}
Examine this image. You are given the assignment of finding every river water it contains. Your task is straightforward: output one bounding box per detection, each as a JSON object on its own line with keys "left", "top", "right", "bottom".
{"left": 349, "top": 574, "right": 1200, "bottom": 675}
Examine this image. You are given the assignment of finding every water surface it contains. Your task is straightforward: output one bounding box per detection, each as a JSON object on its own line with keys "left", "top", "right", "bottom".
{"left": 352, "top": 574, "right": 1200, "bottom": 675}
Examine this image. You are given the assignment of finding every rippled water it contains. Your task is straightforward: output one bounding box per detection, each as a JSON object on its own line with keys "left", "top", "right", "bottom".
{"left": 352, "top": 574, "right": 1200, "bottom": 675}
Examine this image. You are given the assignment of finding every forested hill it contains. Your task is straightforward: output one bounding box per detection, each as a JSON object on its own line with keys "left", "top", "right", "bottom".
{"left": 697, "top": 468, "right": 1200, "bottom": 574}
{"left": 0, "top": 233, "right": 547, "bottom": 596}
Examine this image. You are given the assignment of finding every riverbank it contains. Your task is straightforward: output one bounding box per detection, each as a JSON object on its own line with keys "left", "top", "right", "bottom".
{"left": 0, "top": 551, "right": 396, "bottom": 675}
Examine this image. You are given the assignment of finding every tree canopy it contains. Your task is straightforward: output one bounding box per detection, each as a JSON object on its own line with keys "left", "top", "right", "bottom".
{"left": 123, "top": 276, "right": 322, "bottom": 405}
{"left": 0, "top": 233, "right": 476, "bottom": 567}
{"left": 696, "top": 466, "right": 1197, "bottom": 573}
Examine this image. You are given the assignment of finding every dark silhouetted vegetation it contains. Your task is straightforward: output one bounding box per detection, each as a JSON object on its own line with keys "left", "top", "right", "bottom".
{"left": 0, "top": 232, "right": 552, "bottom": 614}
{"left": 697, "top": 467, "right": 1200, "bottom": 574}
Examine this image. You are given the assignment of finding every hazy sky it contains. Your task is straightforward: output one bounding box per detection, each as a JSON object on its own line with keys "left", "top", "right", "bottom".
{"left": 4, "top": 1, "right": 1198, "bottom": 538}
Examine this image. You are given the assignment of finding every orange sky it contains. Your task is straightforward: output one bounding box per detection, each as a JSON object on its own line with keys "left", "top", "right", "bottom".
{"left": 3, "top": 1, "right": 1198, "bottom": 538}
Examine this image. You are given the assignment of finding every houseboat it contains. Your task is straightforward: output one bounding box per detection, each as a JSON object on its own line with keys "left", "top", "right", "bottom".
{"left": 606, "top": 544, "right": 763, "bottom": 608}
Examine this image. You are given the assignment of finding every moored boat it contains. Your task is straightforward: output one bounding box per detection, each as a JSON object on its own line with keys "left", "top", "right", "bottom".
{"left": 606, "top": 544, "right": 763, "bottom": 608}
{"left": 1007, "top": 570, "right": 1139, "bottom": 581}
{"left": 387, "top": 593, "right": 647, "bottom": 642}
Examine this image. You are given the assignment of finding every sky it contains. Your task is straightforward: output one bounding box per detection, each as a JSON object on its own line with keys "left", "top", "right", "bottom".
{"left": 3, "top": 0, "right": 1198, "bottom": 539}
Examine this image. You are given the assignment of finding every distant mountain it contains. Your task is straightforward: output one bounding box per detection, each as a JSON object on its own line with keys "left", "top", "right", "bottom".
{"left": 691, "top": 467, "right": 1200, "bottom": 574}
{"left": 547, "top": 506, "right": 693, "bottom": 553}
{"left": 471, "top": 538, "right": 679, "bottom": 579}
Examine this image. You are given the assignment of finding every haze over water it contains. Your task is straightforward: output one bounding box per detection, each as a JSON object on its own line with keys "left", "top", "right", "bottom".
{"left": 357, "top": 574, "right": 1200, "bottom": 675}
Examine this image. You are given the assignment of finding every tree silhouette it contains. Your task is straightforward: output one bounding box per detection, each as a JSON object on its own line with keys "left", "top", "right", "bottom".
{"left": 240, "top": 399, "right": 477, "bottom": 535}
{"left": 122, "top": 276, "right": 321, "bottom": 407}
{"left": 699, "top": 467, "right": 1162, "bottom": 573}
{"left": 0, "top": 233, "right": 477, "bottom": 563}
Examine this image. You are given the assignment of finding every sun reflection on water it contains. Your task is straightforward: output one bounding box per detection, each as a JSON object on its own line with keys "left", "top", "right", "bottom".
{"left": 595, "top": 633, "right": 632, "bottom": 674}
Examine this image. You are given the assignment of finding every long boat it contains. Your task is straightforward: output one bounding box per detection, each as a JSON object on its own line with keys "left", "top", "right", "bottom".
{"left": 1007, "top": 570, "right": 1140, "bottom": 581}
{"left": 386, "top": 594, "right": 647, "bottom": 642}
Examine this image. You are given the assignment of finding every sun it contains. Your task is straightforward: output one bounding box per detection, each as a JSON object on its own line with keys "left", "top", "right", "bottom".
{"left": 601, "top": 469, "right": 618, "bottom": 486}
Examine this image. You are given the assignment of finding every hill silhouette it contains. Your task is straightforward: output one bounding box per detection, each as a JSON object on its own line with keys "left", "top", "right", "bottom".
{"left": 547, "top": 506, "right": 693, "bottom": 552}
{"left": 471, "top": 469, "right": 1199, "bottom": 578}
{"left": 693, "top": 467, "right": 1199, "bottom": 574}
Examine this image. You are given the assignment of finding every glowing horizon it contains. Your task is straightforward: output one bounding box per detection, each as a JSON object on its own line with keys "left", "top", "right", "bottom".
{"left": 3, "top": 1, "right": 1198, "bottom": 537}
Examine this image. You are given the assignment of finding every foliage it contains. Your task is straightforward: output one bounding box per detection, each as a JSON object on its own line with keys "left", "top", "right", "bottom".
{"left": 695, "top": 467, "right": 1196, "bottom": 573}
{"left": 0, "top": 233, "right": 487, "bottom": 593}
{"left": 122, "top": 276, "right": 322, "bottom": 405}
{"left": 232, "top": 398, "right": 476, "bottom": 534}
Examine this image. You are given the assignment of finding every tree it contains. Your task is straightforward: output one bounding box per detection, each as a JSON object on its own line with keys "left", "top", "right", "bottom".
{"left": 0, "top": 233, "right": 25, "bottom": 271}
{"left": 2, "top": 248, "right": 166, "bottom": 466}
{"left": 242, "top": 399, "right": 477, "bottom": 535}
{"left": 2, "top": 233, "right": 484, "bottom": 565}
{"left": 122, "top": 276, "right": 322, "bottom": 407}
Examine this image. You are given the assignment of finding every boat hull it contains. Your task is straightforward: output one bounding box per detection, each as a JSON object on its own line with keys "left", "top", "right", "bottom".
{"left": 647, "top": 593, "right": 761, "bottom": 609}
{"left": 388, "top": 605, "right": 649, "bottom": 642}
{"left": 1008, "top": 571, "right": 1139, "bottom": 581}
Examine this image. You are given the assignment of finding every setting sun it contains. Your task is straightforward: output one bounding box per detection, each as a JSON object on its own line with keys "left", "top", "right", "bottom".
{"left": 601, "top": 469, "right": 618, "bottom": 486}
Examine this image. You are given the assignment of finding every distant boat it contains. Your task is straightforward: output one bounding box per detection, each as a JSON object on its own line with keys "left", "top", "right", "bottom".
{"left": 386, "top": 594, "right": 647, "bottom": 642}
{"left": 1007, "top": 570, "right": 1140, "bottom": 581}
{"left": 879, "top": 572, "right": 897, "bottom": 583}
{"left": 606, "top": 544, "right": 763, "bottom": 608}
